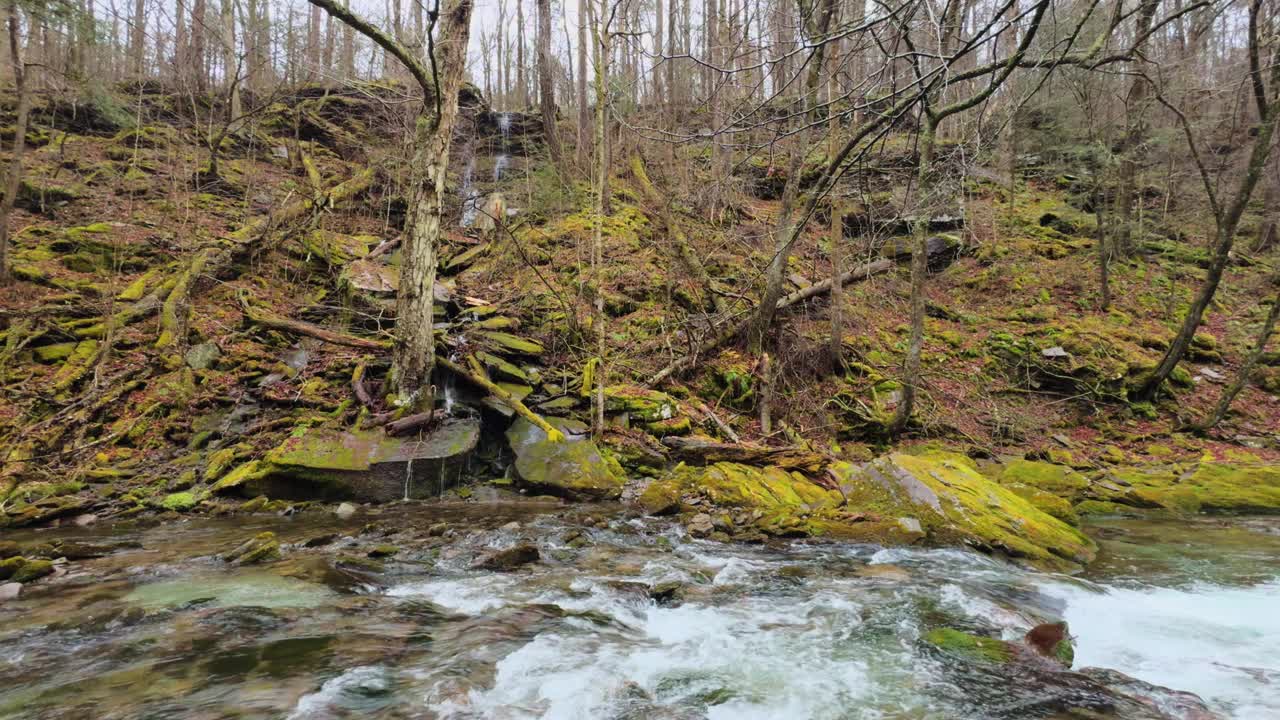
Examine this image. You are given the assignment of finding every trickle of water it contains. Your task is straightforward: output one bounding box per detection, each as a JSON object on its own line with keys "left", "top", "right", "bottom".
{"left": 497, "top": 112, "right": 512, "bottom": 136}
{"left": 403, "top": 457, "right": 414, "bottom": 501}
{"left": 442, "top": 374, "right": 456, "bottom": 415}
{"left": 492, "top": 154, "right": 508, "bottom": 182}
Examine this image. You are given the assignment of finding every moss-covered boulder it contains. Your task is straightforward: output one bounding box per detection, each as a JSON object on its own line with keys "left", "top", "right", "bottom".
{"left": 990, "top": 459, "right": 1091, "bottom": 525}
{"left": 638, "top": 462, "right": 921, "bottom": 542}
{"left": 1090, "top": 459, "right": 1280, "bottom": 514}
{"left": 831, "top": 452, "right": 1097, "bottom": 570}
{"left": 505, "top": 417, "right": 625, "bottom": 500}
{"left": 212, "top": 421, "right": 479, "bottom": 502}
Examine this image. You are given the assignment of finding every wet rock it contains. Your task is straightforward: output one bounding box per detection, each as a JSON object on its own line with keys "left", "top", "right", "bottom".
{"left": 505, "top": 417, "right": 625, "bottom": 500}
{"left": 474, "top": 544, "right": 540, "bottom": 571}
{"left": 335, "top": 502, "right": 358, "bottom": 519}
{"left": 686, "top": 513, "right": 714, "bottom": 538}
{"left": 648, "top": 580, "right": 686, "bottom": 606}
{"left": 302, "top": 533, "right": 338, "bottom": 548}
{"left": 1024, "top": 621, "right": 1074, "bottom": 668}
{"left": 221, "top": 532, "right": 281, "bottom": 565}
{"left": 367, "top": 545, "right": 399, "bottom": 558}
{"left": 216, "top": 421, "right": 480, "bottom": 502}
{"left": 71, "top": 513, "right": 98, "bottom": 527}
{"left": 1080, "top": 668, "right": 1221, "bottom": 720}
{"left": 0, "top": 582, "right": 20, "bottom": 600}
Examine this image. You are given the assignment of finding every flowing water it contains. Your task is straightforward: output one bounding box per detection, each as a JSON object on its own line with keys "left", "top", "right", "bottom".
{"left": 2, "top": 506, "right": 1277, "bottom": 720}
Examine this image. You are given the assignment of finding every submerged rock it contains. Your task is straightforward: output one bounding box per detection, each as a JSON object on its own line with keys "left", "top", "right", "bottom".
{"left": 222, "top": 532, "right": 281, "bottom": 565}
{"left": 474, "top": 543, "right": 540, "bottom": 571}
{"left": 506, "top": 417, "right": 625, "bottom": 500}
{"left": 215, "top": 420, "right": 480, "bottom": 502}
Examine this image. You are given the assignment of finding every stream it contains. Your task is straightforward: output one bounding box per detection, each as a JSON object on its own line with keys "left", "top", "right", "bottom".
{"left": 1, "top": 506, "right": 1277, "bottom": 719}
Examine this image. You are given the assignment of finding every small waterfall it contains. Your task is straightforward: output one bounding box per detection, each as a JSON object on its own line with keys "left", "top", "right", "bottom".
{"left": 403, "top": 457, "right": 414, "bottom": 501}
{"left": 443, "top": 376, "right": 457, "bottom": 415}
{"left": 493, "top": 112, "right": 512, "bottom": 182}
{"left": 460, "top": 156, "right": 479, "bottom": 228}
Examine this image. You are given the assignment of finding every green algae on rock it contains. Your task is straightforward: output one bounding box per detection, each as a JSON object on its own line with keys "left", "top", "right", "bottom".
{"left": 505, "top": 417, "right": 625, "bottom": 500}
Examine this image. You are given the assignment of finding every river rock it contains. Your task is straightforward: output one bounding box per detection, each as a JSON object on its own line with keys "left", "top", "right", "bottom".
{"left": 214, "top": 420, "right": 480, "bottom": 502}
{"left": 831, "top": 451, "right": 1097, "bottom": 570}
{"left": 222, "top": 532, "right": 281, "bottom": 565}
{"left": 0, "top": 582, "right": 20, "bottom": 600}
{"left": 505, "top": 417, "right": 625, "bottom": 500}
{"left": 335, "top": 502, "right": 358, "bottom": 519}
{"left": 474, "top": 543, "right": 540, "bottom": 571}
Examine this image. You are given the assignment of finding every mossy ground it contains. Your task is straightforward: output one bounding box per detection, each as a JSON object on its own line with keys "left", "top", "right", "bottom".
{"left": 1, "top": 82, "right": 1277, "bottom": 528}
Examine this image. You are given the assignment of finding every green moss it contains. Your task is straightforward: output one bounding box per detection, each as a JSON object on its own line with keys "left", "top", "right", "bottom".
{"left": 994, "top": 459, "right": 1090, "bottom": 499}
{"left": 923, "top": 628, "right": 1013, "bottom": 663}
{"left": 160, "top": 492, "right": 199, "bottom": 512}
{"left": 605, "top": 385, "right": 679, "bottom": 422}
{"left": 833, "top": 452, "right": 1097, "bottom": 570}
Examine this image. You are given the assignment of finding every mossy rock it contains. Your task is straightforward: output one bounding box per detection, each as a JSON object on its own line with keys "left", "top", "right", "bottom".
{"left": 1092, "top": 461, "right": 1280, "bottom": 514}
{"left": 113, "top": 125, "right": 177, "bottom": 148}
{"left": 505, "top": 417, "right": 624, "bottom": 500}
{"left": 993, "top": 459, "right": 1090, "bottom": 501}
{"left": 831, "top": 452, "right": 1097, "bottom": 570}
{"left": 222, "top": 532, "right": 281, "bottom": 565}
{"left": 924, "top": 628, "right": 1014, "bottom": 663}
{"left": 605, "top": 385, "right": 679, "bottom": 422}
{"left": 226, "top": 423, "right": 481, "bottom": 502}
{"left": 160, "top": 492, "right": 199, "bottom": 512}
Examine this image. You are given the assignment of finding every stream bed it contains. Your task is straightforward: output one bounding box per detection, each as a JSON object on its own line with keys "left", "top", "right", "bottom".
{"left": 1, "top": 505, "right": 1277, "bottom": 719}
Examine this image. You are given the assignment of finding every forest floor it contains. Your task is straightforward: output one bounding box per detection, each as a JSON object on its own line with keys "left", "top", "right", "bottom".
{"left": 1, "top": 83, "right": 1278, "bottom": 529}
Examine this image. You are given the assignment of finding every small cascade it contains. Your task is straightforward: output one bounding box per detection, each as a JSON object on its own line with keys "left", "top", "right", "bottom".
{"left": 493, "top": 112, "right": 512, "bottom": 182}
{"left": 460, "top": 156, "right": 479, "bottom": 228}
{"left": 442, "top": 373, "right": 457, "bottom": 415}
{"left": 403, "top": 457, "right": 414, "bottom": 501}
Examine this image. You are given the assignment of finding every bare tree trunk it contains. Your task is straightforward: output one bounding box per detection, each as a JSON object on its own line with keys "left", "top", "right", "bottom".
{"left": 888, "top": 114, "right": 939, "bottom": 434}
{"left": 130, "top": 0, "right": 146, "bottom": 75}
{"left": 588, "top": 0, "right": 611, "bottom": 437}
{"left": 221, "top": 0, "right": 241, "bottom": 119}
{"left": 537, "top": 0, "right": 563, "bottom": 166}
{"left": 342, "top": 0, "right": 354, "bottom": 78}
{"left": 828, "top": 55, "right": 845, "bottom": 371}
{"left": 1112, "top": 0, "right": 1159, "bottom": 256}
{"left": 1, "top": 4, "right": 31, "bottom": 284}
{"left": 191, "top": 0, "right": 207, "bottom": 92}
{"left": 516, "top": 0, "right": 526, "bottom": 107}
{"left": 577, "top": 0, "right": 589, "bottom": 165}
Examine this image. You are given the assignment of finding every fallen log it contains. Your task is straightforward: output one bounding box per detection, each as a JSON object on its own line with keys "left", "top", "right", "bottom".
{"left": 660, "top": 436, "right": 828, "bottom": 473}
{"left": 646, "top": 257, "right": 895, "bottom": 387}
{"left": 238, "top": 291, "right": 391, "bottom": 350}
